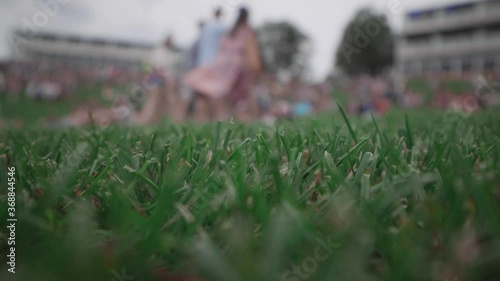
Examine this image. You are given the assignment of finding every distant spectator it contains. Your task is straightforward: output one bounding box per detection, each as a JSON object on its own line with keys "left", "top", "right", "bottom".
{"left": 433, "top": 83, "right": 452, "bottom": 109}
{"left": 197, "top": 8, "right": 228, "bottom": 66}
{"left": 253, "top": 75, "right": 273, "bottom": 115}
{"left": 183, "top": 21, "right": 206, "bottom": 118}
{"left": 26, "top": 73, "right": 62, "bottom": 101}
{"left": 0, "top": 70, "right": 5, "bottom": 93}
{"left": 402, "top": 89, "right": 423, "bottom": 108}
{"left": 136, "top": 35, "right": 185, "bottom": 124}
{"left": 148, "top": 36, "right": 184, "bottom": 78}
{"left": 186, "top": 21, "right": 206, "bottom": 71}
{"left": 371, "top": 78, "right": 392, "bottom": 115}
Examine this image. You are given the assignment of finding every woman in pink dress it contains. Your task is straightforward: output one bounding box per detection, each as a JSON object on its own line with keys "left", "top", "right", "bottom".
{"left": 183, "top": 7, "right": 262, "bottom": 121}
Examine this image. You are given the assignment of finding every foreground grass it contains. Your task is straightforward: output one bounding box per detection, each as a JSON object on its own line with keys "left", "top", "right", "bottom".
{"left": 1, "top": 110, "right": 500, "bottom": 281}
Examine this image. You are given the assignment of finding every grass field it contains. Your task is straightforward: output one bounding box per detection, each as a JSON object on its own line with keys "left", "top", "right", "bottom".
{"left": 1, "top": 108, "right": 500, "bottom": 281}
{"left": 0, "top": 84, "right": 112, "bottom": 125}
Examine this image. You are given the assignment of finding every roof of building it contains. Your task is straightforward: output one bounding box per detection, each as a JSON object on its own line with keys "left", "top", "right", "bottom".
{"left": 14, "top": 30, "right": 154, "bottom": 49}
{"left": 406, "top": 0, "right": 499, "bottom": 17}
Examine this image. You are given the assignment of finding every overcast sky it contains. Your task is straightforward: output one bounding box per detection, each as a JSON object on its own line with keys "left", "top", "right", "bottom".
{"left": 0, "top": 0, "right": 468, "bottom": 80}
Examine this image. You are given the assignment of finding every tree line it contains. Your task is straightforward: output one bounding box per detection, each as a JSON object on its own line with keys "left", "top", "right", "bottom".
{"left": 256, "top": 8, "right": 394, "bottom": 79}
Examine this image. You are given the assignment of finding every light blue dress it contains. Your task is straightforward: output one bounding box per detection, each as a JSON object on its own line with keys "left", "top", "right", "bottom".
{"left": 197, "top": 20, "right": 228, "bottom": 66}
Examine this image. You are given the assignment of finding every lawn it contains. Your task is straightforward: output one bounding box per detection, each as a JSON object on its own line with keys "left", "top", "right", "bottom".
{"left": 0, "top": 84, "right": 113, "bottom": 125}
{"left": 405, "top": 78, "right": 476, "bottom": 104}
{"left": 0, "top": 108, "right": 499, "bottom": 281}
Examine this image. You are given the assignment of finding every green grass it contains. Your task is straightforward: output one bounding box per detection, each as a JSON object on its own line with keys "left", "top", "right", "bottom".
{"left": 0, "top": 84, "right": 112, "bottom": 124}
{"left": 406, "top": 79, "right": 474, "bottom": 104}
{"left": 1, "top": 110, "right": 500, "bottom": 281}
{"left": 443, "top": 79, "right": 473, "bottom": 95}
{"left": 406, "top": 79, "right": 434, "bottom": 103}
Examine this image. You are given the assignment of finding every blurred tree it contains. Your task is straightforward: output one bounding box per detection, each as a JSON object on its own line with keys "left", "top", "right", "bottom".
{"left": 335, "top": 8, "right": 394, "bottom": 76}
{"left": 256, "top": 22, "right": 311, "bottom": 80}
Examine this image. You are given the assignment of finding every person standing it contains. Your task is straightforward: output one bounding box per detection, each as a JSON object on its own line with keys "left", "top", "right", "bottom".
{"left": 183, "top": 7, "right": 262, "bottom": 121}
{"left": 198, "top": 8, "right": 228, "bottom": 66}
{"left": 186, "top": 21, "right": 205, "bottom": 71}
{"left": 226, "top": 7, "right": 262, "bottom": 121}
{"left": 135, "top": 36, "right": 184, "bottom": 124}
{"left": 188, "top": 8, "right": 229, "bottom": 121}
{"left": 183, "top": 21, "right": 206, "bottom": 119}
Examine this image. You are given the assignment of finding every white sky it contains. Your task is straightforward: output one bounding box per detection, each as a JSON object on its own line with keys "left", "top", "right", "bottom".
{"left": 0, "top": 0, "right": 469, "bottom": 80}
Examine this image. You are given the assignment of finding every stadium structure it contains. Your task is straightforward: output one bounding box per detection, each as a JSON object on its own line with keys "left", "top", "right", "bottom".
{"left": 9, "top": 30, "right": 154, "bottom": 69}
{"left": 397, "top": 0, "right": 500, "bottom": 77}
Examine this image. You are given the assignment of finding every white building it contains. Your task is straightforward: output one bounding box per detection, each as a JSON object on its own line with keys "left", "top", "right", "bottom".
{"left": 10, "top": 30, "right": 154, "bottom": 69}
{"left": 397, "top": 0, "right": 500, "bottom": 77}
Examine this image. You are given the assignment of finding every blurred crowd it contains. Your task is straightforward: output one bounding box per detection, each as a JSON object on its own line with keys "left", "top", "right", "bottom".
{"left": 401, "top": 75, "right": 500, "bottom": 113}
{"left": 0, "top": 7, "right": 335, "bottom": 127}
{"left": 342, "top": 75, "right": 397, "bottom": 118}
{"left": 340, "top": 73, "right": 500, "bottom": 119}
{"left": 1, "top": 6, "right": 499, "bottom": 127}
{"left": 0, "top": 8, "right": 333, "bottom": 126}
{"left": 0, "top": 61, "right": 140, "bottom": 100}
{"left": 132, "top": 7, "right": 335, "bottom": 125}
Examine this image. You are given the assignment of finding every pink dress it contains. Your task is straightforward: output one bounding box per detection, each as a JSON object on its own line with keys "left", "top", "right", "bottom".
{"left": 183, "top": 25, "right": 260, "bottom": 101}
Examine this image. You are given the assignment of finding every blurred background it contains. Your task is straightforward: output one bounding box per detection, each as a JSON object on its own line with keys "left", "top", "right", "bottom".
{"left": 0, "top": 0, "right": 499, "bottom": 127}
